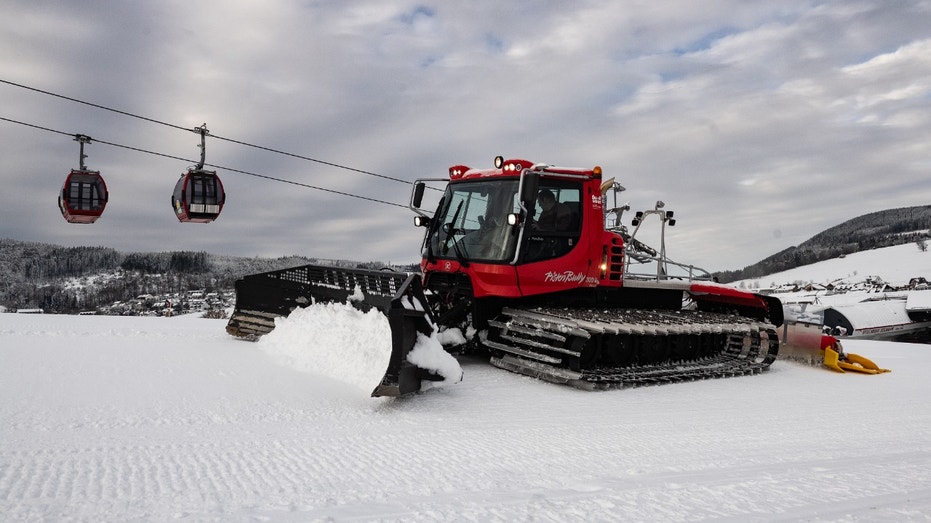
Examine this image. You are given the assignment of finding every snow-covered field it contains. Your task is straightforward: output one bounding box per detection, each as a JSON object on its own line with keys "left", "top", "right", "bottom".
{"left": 3, "top": 302, "right": 931, "bottom": 521}
{"left": 736, "top": 243, "right": 931, "bottom": 290}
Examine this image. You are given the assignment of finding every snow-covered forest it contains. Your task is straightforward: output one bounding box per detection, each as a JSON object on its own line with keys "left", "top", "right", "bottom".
{"left": 3, "top": 203, "right": 930, "bottom": 313}
{"left": 716, "top": 205, "right": 931, "bottom": 282}
{"left": 0, "top": 239, "right": 414, "bottom": 313}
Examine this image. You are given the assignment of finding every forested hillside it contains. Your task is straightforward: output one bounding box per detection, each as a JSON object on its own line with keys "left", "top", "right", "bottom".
{"left": 714, "top": 205, "right": 931, "bottom": 282}
{"left": 0, "top": 239, "right": 403, "bottom": 314}
{"left": 4, "top": 204, "right": 930, "bottom": 312}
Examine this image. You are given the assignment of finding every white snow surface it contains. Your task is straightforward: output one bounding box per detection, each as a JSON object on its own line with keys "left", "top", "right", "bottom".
{"left": 259, "top": 300, "right": 463, "bottom": 393}
{"left": 3, "top": 315, "right": 931, "bottom": 521}
{"left": 5, "top": 246, "right": 931, "bottom": 522}
{"left": 258, "top": 301, "right": 395, "bottom": 394}
{"left": 737, "top": 243, "right": 931, "bottom": 289}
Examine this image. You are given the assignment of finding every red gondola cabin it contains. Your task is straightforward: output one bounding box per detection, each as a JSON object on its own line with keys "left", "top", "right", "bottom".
{"left": 59, "top": 169, "right": 108, "bottom": 224}
{"left": 171, "top": 169, "right": 225, "bottom": 223}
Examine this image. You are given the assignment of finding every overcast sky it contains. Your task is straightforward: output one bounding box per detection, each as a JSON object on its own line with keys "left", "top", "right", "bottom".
{"left": 1, "top": 1, "right": 929, "bottom": 271}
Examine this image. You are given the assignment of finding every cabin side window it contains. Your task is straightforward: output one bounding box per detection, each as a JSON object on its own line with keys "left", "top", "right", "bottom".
{"left": 522, "top": 183, "right": 581, "bottom": 263}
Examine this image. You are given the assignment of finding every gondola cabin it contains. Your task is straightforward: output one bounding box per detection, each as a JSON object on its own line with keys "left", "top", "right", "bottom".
{"left": 59, "top": 169, "right": 108, "bottom": 224}
{"left": 171, "top": 169, "right": 225, "bottom": 223}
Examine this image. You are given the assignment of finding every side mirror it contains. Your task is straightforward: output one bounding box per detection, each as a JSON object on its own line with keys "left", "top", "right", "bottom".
{"left": 414, "top": 215, "right": 431, "bottom": 227}
{"left": 519, "top": 171, "right": 539, "bottom": 210}
{"left": 412, "top": 182, "right": 426, "bottom": 209}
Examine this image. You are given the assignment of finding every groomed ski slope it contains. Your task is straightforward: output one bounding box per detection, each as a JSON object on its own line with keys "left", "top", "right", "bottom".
{"left": 2, "top": 306, "right": 930, "bottom": 522}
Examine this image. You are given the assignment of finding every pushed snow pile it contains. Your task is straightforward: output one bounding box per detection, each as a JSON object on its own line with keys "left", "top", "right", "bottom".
{"left": 408, "top": 329, "right": 464, "bottom": 389}
{"left": 258, "top": 301, "right": 394, "bottom": 395}
{"left": 257, "top": 300, "right": 463, "bottom": 395}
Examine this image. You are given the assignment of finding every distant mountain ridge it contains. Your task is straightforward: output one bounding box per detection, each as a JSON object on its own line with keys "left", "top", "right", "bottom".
{"left": 715, "top": 205, "right": 931, "bottom": 283}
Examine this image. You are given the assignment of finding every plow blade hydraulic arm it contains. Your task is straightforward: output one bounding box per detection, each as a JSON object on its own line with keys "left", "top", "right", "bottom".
{"left": 372, "top": 275, "right": 446, "bottom": 397}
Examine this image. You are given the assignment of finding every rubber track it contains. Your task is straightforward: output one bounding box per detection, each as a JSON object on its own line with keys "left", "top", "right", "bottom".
{"left": 486, "top": 306, "right": 780, "bottom": 390}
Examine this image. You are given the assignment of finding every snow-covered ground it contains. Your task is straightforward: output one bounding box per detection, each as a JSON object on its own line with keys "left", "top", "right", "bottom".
{"left": 2, "top": 308, "right": 930, "bottom": 522}
{"left": 4, "top": 243, "right": 931, "bottom": 521}
{"left": 735, "top": 243, "right": 931, "bottom": 290}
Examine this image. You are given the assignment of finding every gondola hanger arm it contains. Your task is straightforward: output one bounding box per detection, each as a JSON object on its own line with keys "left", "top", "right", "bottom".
{"left": 74, "top": 133, "right": 92, "bottom": 171}
{"left": 193, "top": 123, "right": 208, "bottom": 171}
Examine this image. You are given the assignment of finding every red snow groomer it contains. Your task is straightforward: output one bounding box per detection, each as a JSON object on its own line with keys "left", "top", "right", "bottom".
{"left": 227, "top": 156, "right": 886, "bottom": 396}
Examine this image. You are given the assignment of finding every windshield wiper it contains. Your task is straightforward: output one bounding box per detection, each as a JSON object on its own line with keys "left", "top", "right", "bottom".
{"left": 424, "top": 196, "right": 445, "bottom": 265}
{"left": 441, "top": 201, "right": 470, "bottom": 267}
{"left": 449, "top": 234, "right": 470, "bottom": 267}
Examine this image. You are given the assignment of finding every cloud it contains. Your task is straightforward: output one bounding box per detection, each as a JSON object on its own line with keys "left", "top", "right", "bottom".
{"left": 1, "top": 0, "right": 930, "bottom": 273}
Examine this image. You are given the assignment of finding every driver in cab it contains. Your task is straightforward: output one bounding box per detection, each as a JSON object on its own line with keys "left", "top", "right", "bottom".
{"left": 534, "top": 189, "right": 574, "bottom": 231}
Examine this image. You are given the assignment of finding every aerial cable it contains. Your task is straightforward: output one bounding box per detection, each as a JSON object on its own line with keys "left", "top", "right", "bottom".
{"left": 207, "top": 132, "right": 412, "bottom": 185}
{"left": 0, "top": 115, "right": 407, "bottom": 209}
{"left": 0, "top": 78, "right": 190, "bottom": 133}
{"left": 0, "top": 115, "right": 73, "bottom": 138}
{"left": 0, "top": 77, "right": 413, "bottom": 185}
{"left": 207, "top": 163, "right": 407, "bottom": 208}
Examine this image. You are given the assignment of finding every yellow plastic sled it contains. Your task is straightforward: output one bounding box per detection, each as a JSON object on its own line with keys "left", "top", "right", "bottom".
{"left": 822, "top": 340, "right": 891, "bottom": 374}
